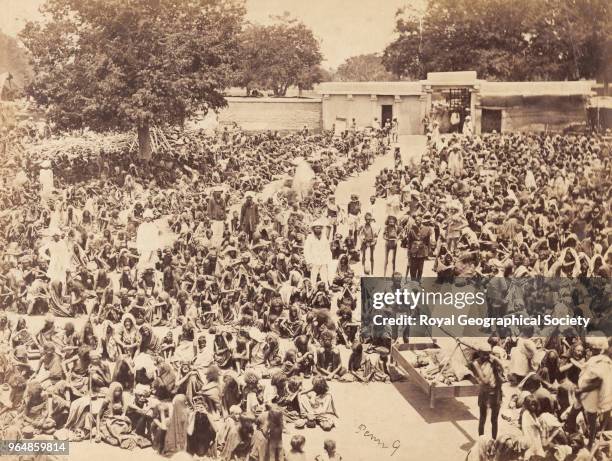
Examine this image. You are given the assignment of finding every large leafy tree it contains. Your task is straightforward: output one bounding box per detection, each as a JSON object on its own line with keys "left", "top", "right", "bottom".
{"left": 527, "top": 0, "right": 611, "bottom": 81}
{"left": 336, "top": 53, "right": 394, "bottom": 82}
{"left": 20, "top": 0, "right": 245, "bottom": 158}
{"left": 382, "top": 0, "right": 611, "bottom": 82}
{"left": 234, "top": 16, "right": 323, "bottom": 96}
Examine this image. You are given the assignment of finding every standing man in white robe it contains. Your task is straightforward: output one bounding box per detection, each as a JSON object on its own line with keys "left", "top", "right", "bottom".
{"left": 40, "top": 229, "right": 70, "bottom": 288}
{"left": 304, "top": 218, "right": 332, "bottom": 288}
{"left": 39, "top": 159, "right": 54, "bottom": 201}
{"left": 136, "top": 209, "right": 161, "bottom": 270}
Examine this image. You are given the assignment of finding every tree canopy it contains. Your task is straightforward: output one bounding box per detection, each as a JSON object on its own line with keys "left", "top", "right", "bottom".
{"left": 0, "top": 30, "right": 32, "bottom": 92}
{"left": 234, "top": 15, "right": 323, "bottom": 96}
{"left": 20, "top": 0, "right": 245, "bottom": 157}
{"left": 382, "top": 0, "right": 611, "bottom": 82}
{"left": 335, "top": 53, "right": 394, "bottom": 82}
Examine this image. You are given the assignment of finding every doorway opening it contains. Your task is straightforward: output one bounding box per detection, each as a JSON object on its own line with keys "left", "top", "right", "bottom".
{"left": 381, "top": 105, "right": 393, "bottom": 127}
{"left": 481, "top": 109, "right": 502, "bottom": 133}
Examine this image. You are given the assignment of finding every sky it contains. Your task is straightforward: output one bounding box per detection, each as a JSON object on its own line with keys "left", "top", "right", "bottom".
{"left": 0, "top": 0, "right": 410, "bottom": 67}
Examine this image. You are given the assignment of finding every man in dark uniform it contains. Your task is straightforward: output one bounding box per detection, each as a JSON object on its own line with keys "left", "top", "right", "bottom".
{"left": 207, "top": 187, "right": 227, "bottom": 247}
{"left": 239, "top": 192, "right": 259, "bottom": 242}
{"left": 406, "top": 212, "right": 434, "bottom": 281}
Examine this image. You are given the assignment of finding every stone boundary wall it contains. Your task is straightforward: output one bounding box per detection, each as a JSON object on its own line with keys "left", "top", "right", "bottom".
{"left": 217, "top": 97, "right": 322, "bottom": 132}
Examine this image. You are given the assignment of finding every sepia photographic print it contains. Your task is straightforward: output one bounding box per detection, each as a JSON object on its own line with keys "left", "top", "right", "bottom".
{"left": 0, "top": 0, "right": 611, "bottom": 460}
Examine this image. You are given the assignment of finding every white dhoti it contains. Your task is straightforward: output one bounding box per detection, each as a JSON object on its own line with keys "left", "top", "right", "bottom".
{"left": 347, "top": 214, "right": 360, "bottom": 233}
{"left": 45, "top": 240, "right": 70, "bottom": 285}
{"left": 211, "top": 219, "right": 225, "bottom": 247}
{"left": 310, "top": 264, "right": 329, "bottom": 287}
{"left": 39, "top": 168, "right": 54, "bottom": 201}
{"left": 47, "top": 260, "right": 67, "bottom": 285}
{"left": 136, "top": 221, "right": 160, "bottom": 269}
{"left": 137, "top": 249, "right": 158, "bottom": 270}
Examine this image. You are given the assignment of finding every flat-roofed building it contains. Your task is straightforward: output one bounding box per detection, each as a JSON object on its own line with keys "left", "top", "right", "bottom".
{"left": 318, "top": 71, "right": 596, "bottom": 135}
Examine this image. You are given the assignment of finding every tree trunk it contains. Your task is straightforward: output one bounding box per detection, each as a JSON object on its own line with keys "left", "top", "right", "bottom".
{"left": 137, "top": 124, "right": 152, "bottom": 160}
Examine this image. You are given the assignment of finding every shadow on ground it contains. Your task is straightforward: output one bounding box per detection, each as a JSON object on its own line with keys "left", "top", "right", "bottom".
{"left": 391, "top": 380, "right": 478, "bottom": 424}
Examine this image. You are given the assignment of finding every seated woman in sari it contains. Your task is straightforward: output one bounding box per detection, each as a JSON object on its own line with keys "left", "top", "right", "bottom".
{"left": 347, "top": 343, "right": 389, "bottom": 383}
{"left": 195, "top": 365, "right": 223, "bottom": 417}
{"left": 115, "top": 313, "right": 140, "bottom": 358}
{"left": 32, "top": 343, "right": 64, "bottom": 389}
{"left": 61, "top": 345, "right": 91, "bottom": 397}
{"left": 35, "top": 316, "right": 59, "bottom": 350}
{"left": 10, "top": 317, "right": 40, "bottom": 359}
{"left": 92, "top": 268, "right": 111, "bottom": 300}
{"left": 188, "top": 335, "right": 211, "bottom": 371}
{"left": 97, "top": 320, "right": 119, "bottom": 362}
{"left": 55, "top": 321, "right": 80, "bottom": 359}
{"left": 128, "top": 291, "right": 152, "bottom": 325}
{"left": 263, "top": 372, "right": 301, "bottom": 421}
{"left": 297, "top": 376, "right": 338, "bottom": 431}
{"left": 218, "top": 297, "right": 237, "bottom": 324}
{"left": 95, "top": 382, "right": 143, "bottom": 449}
{"left": 221, "top": 374, "right": 242, "bottom": 417}
{"left": 213, "top": 329, "right": 234, "bottom": 369}
{"left": 331, "top": 254, "right": 354, "bottom": 290}
{"left": 46, "top": 380, "right": 71, "bottom": 429}
{"left": 79, "top": 320, "right": 99, "bottom": 351}
{"left": 175, "top": 360, "right": 204, "bottom": 405}
{"left": 277, "top": 305, "right": 305, "bottom": 339}
{"left": 138, "top": 324, "right": 162, "bottom": 355}
{"left": 95, "top": 287, "right": 122, "bottom": 323}
{"left": 21, "top": 381, "right": 56, "bottom": 434}
{"left": 48, "top": 280, "right": 73, "bottom": 317}
{"left": 173, "top": 322, "right": 197, "bottom": 363}
{"left": 250, "top": 333, "right": 282, "bottom": 377}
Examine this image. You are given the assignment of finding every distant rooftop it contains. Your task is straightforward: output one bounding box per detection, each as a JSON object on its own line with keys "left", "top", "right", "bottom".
{"left": 425, "top": 71, "right": 478, "bottom": 86}
{"left": 318, "top": 81, "right": 422, "bottom": 96}
{"left": 316, "top": 72, "right": 597, "bottom": 97}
